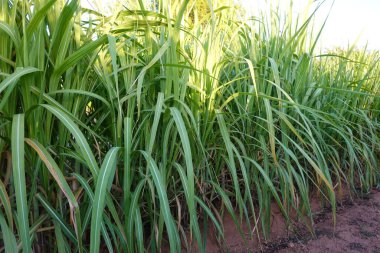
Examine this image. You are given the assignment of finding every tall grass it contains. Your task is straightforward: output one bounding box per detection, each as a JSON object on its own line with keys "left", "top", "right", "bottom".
{"left": 0, "top": 0, "right": 379, "bottom": 252}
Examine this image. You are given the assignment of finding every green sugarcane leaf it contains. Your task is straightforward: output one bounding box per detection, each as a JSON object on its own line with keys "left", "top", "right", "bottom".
{"left": 11, "top": 114, "right": 32, "bottom": 253}
{"left": 90, "top": 147, "right": 120, "bottom": 253}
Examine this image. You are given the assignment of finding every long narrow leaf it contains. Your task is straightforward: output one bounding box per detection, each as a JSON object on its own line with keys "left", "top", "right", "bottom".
{"left": 11, "top": 114, "right": 32, "bottom": 253}
{"left": 90, "top": 147, "right": 120, "bottom": 253}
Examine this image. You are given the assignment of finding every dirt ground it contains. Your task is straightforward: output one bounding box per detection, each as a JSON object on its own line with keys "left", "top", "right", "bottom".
{"left": 204, "top": 189, "right": 380, "bottom": 253}
{"left": 275, "top": 189, "right": 380, "bottom": 253}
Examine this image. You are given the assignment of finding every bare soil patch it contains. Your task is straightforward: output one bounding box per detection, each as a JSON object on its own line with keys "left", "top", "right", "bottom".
{"left": 274, "top": 189, "right": 380, "bottom": 253}
{"left": 204, "top": 189, "right": 380, "bottom": 253}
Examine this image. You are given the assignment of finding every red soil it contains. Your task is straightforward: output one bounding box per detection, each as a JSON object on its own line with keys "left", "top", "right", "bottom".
{"left": 203, "top": 189, "right": 380, "bottom": 253}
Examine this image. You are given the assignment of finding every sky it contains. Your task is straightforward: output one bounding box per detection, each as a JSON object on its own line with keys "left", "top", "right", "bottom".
{"left": 238, "top": 0, "right": 380, "bottom": 50}
{"left": 317, "top": 0, "right": 380, "bottom": 50}
{"left": 82, "top": 0, "right": 380, "bottom": 50}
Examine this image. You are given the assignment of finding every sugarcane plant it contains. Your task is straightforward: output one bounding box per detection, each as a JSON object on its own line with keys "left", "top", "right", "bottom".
{"left": 0, "top": 0, "right": 379, "bottom": 252}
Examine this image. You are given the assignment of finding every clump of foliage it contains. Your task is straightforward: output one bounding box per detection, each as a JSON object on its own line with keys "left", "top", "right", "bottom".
{"left": 0, "top": 0, "right": 379, "bottom": 252}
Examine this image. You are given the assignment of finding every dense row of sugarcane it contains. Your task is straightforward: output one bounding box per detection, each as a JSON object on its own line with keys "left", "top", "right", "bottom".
{"left": 0, "top": 0, "right": 379, "bottom": 252}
